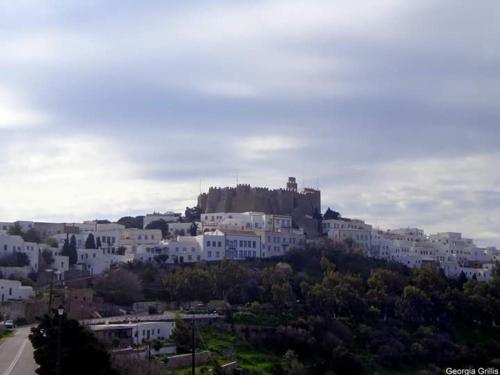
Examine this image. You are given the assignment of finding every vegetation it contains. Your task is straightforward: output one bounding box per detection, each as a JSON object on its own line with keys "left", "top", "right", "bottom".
{"left": 323, "top": 207, "right": 341, "bottom": 220}
{"left": 7, "top": 223, "right": 42, "bottom": 243}
{"left": 0, "top": 252, "right": 30, "bottom": 267}
{"left": 85, "top": 233, "right": 97, "bottom": 249}
{"left": 0, "top": 330, "right": 14, "bottom": 341}
{"left": 30, "top": 313, "right": 117, "bottom": 375}
{"left": 61, "top": 235, "right": 78, "bottom": 265}
{"left": 199, "top": 326, "right": 280, "bottom": 373}
{"left": 41, "top": 249, "right": 55, "bottom": 266}
{"left": 145, "top": 219, "right": 169, "bottom": 238}
{"left": 125, "top": 241, "right": 500, "bottom": 373}
{"left": 184, "top": 206, "right": 201, "bottom": 222}
{"left": 117, "top": 216, "right": 144, "bottom": 229}
{"left": 94, "top": 269, "right": 143, "bottom": 305}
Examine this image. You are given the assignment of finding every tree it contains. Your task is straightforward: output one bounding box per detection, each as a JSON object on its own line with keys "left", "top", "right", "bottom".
{"left": 41, "top": 250, "right": 54, "bottom": 266}
{"left": 163, "top": 268, "right": 215, "bottom": 303}
{"left": 23, "top": 228, "right": 42, "bottom": 243}
{"left": 0, "top": 252, "right": 30, "bottom": 267}
{"left": 145, "top": 220, "right": 169, "bottom": 238}
{"left": 171, "top": 315, "right": 200, "bottom": 353}
{"left": 117, "top": 216, "right": 144, "bottom": 229}
{"left": 45, "top": 238, "right": 59, "bottom": 248}
{"left": 62, "top": 235, "right": 78, "bottom": 266}
{"left": 94, "top": 269, "right": 143, "bottom": 305}
{"left": 8, "top": 222, "right": 24, "bottom": 236}
{"left": 281, "top": 350, "right": 307, "bottom": 375}
{"left": 271, "top": 282, "right": 295, "bottom": 313}
{"left": 189, "top": 222, "right": 198, "bottom": 236}
{"left": 323, "top": 208, "right": 341, "bottom": 220}
{"left": 85, "top": 234, "right": 97, "bottom": 249}
{"left": 30, "top": 313, "right": 118, "bottom": 375}
{"left": 395, "top": 286, "right": 433, "bottom": 326}
{"left": 185, "top": 206, "right": 201, "bottom": 222}
{"left": 69, "top": 234, "right": 78, "bottom": 265}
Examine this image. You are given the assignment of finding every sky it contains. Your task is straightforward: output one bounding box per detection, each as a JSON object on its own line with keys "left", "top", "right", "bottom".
{"left": 0, "top": 1, "right": 499, "bottom": 246}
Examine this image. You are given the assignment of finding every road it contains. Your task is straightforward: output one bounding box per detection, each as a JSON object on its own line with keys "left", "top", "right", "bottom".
{"left": 0, "top": 326, "right": 37, "bottom": 375}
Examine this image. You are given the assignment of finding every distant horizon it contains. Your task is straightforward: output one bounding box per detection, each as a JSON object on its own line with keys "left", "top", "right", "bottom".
{"left": 1, "top": 175, "right": 499, "bottom": 249}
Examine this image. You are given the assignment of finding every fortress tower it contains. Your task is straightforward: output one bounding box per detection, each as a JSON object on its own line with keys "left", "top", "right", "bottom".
{"left": 197, "top": 177, "right": 321, "bottom": 237}
{"left": 286, "top": 177, "right": 298, "bottom": 192}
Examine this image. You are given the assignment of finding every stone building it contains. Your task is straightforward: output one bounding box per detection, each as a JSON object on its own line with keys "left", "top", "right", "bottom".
{"left": 197, "top": 178, "right": 321, "bottom": 237}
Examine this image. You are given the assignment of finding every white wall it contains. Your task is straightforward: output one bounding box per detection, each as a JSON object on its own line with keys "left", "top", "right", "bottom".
{"left": 0, "top": 279, "right": 34, "bottom": 301}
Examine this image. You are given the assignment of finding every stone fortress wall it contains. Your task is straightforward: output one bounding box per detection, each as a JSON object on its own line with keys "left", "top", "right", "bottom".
{"left": 197, "top": 178, "right": 321, "bottom": 237}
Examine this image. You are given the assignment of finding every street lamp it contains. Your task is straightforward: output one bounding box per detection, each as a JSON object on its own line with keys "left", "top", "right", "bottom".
{"left": 56, "top": 305, "right": 64, "bottom": 375}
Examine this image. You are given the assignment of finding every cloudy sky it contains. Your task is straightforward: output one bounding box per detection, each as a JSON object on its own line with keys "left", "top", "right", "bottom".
{"left": 1, "top": 1, "right": 499, "bottom": 245}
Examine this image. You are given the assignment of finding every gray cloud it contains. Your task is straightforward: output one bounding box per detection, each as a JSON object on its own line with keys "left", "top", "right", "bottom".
{"left": 0, "top": 1, "right": 499, "bottom": 245}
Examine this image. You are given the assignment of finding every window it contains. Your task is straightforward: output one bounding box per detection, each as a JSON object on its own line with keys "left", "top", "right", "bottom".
{"left": 208, "top": 251, "right": 212, "bottom": 257}
{"left": 206, "top": 241, "right": 210, "bottom": 247}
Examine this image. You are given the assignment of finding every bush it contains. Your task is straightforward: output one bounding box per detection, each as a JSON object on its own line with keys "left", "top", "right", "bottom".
{"left": 0, "top": 252, "right": 30, "bottom": 267}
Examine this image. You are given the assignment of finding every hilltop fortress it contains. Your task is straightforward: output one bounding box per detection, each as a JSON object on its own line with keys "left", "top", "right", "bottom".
{"left": 197, "top": 177, "right": 322, "bottom": 237}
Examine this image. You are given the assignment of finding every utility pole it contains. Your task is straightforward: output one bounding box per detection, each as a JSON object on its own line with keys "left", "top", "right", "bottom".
{"left": 191, "top": 315, "right": 195, "bottom": 375}
{"left": 55, "top": 305, "right": 64, "bottom": 375}
{"left": 47, "top": 270, "right": 55, "bottom": 314}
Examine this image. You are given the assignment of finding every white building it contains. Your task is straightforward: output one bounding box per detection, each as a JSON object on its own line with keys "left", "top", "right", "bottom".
{"left": 89, "top": 320, "right": 175, "bottom": 345}
{"left": 367, "top": 227, "right": 498, "bottom": 281}
{"left": 167, "top": 236, "right": 202, "bottom": 264}
{"left": 223, "top": 229, "right": 262, "bottom": 260}
{"left": 0, "top": 279, "right": 34, "bottom": 301}
{"left": 0, "top": 234, "right": 42, "bottom": 273}
{"left": 323, "top": 218, "right": 372, "bottom": 252}
{"left": 76, "top": 248, "right": 130, "bottom": 276}
{"left": 198, "top": 230, "right": 225, "bottom": 262}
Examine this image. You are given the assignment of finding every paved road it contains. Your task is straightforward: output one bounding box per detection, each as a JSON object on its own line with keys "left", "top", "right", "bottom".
{"left": 0, "top": 326, "right": 37, "bottom": 375}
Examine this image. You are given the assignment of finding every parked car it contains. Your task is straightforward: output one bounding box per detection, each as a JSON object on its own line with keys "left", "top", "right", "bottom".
{"left": 5, "top": 320, "right": 15, "bottom": 330}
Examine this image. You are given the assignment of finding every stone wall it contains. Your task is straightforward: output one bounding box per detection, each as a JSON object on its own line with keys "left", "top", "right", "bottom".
{"left": 165, "top": 351, "right": 211, "bottom": 369}
{"left": 198, "top": 182, "right": 322, "bottom": 237}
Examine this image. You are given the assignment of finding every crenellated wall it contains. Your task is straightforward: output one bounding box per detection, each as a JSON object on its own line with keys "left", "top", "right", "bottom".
{"left": 197, "top": 181, "right": 321, "bottom": 237}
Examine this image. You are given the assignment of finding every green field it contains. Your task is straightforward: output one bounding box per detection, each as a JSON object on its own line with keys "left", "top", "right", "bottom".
{"left": 199, "top": 326, "right": 280, "bottom": 373}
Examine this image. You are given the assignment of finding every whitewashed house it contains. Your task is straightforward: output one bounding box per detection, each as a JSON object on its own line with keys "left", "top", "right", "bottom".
{"left": 0, "top": 279, "right": 34, "bottom": 301}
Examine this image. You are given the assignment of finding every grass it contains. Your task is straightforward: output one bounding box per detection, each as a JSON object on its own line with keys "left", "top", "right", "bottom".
{"left": 199, "top": 326, "right": 280, "bottom": 373}
{"left": 0, "top": 330, "right": 14, "bottom": 341}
